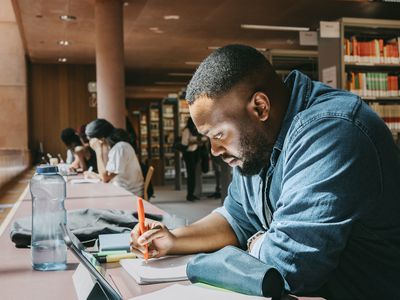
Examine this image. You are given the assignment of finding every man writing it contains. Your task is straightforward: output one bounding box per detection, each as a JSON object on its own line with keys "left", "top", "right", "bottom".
{"left": 130, "top": 45, "right": 400, "bottom": 299}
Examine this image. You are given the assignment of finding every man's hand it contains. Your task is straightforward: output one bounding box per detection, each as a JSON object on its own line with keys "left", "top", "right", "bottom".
{"left": 130, "top": 221, "right": 176, "bottom": 259}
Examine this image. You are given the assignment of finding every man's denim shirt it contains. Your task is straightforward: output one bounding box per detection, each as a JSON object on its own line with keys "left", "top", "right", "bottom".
{"left": 214, "top": 71, "right": 400, "bottom": 299}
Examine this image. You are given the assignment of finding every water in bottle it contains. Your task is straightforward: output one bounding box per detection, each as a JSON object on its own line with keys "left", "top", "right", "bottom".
{"left": 30, "top": 165, "right": 67, "bottom": 271}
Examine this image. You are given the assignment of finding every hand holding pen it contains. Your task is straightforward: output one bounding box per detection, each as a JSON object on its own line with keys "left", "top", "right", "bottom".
{"left": 130, "top": 198, "right": 176, "bottom": 259}
{"left": 137, "top": 197, "right": 149, "bottom": 260}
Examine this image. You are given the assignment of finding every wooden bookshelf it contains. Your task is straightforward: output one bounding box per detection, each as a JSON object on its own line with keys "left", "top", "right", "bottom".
{"left": 319, "top": 18, "right": 400, "bottom": 140}
{"left": 138, "top": 111, "right": 148, "bottom": 162}
{"left": 162, "top": 98, "right": 178, "bottom": 182}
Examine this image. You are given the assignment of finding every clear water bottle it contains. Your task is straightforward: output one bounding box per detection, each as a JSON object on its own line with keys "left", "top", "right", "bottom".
{"left": 30, "top": 165, "right": 67, "bottom": 271}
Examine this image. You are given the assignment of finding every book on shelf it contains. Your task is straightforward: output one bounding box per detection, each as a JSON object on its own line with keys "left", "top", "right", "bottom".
{"left": 347, "top": 72, "right": 400, "bottom": 98}
{"left": 344, "top": 36, "right": 400, "bottom": 65}
{"left": 164, "top": 105, "right": 174, "bottom": 115}
{"left": 150, "top": 110, "right": 159, "bottom": 119}
{"left": 369, "top": 103, "right": 400, "bottom": 135}
{"left": 179, "top": 99, "right": 189, "bottom": 111}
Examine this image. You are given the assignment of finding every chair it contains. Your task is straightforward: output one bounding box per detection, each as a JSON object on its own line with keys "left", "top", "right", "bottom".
{"left": 143, "top": 166, "right": 154, "bottom": 201}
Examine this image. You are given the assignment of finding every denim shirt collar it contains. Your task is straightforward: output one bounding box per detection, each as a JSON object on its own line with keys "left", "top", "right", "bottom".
{"left": 258, "top": 70, "right": 312, "bottom": 179}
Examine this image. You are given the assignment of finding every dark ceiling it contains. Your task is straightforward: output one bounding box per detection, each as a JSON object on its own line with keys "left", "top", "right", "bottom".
{"left": 12, "top": 0, "right": 400, "bottom": 99}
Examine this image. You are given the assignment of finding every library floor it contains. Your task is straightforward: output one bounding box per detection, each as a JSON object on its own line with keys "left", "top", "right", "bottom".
{"left": 0, "top": 170, "right": 34, "bottom": 226}
{"left": 0, "top": 172, "right": 222, "bottom": 227}
{"left": 150, "top": 180, "right": 223, "bottom": 224}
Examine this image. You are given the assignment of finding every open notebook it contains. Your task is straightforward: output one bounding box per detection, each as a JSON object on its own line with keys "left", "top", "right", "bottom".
{"left": 120, "top": 255, "right": 194, "bottom": 284}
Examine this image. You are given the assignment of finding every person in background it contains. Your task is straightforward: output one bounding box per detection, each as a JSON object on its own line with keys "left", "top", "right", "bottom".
{"left": 126, "top": 117, "right": 139, "bottom": 153}
{"left": 181, "top": 117, "right": 206, "bottom": 201}
{"left": 77, "top": 124, "right": 90, "bottom": 147}
{"left": 60, "top": 127, "right": 97, "bottom": 172}
{"left": 208, "top": 155, "right": 232, "bottom": 201}
{"left": 130, "top": 45, "right": 400, "bottom": 299}
{"left": 85, "top": 119, "right": 144, "bottom": 196}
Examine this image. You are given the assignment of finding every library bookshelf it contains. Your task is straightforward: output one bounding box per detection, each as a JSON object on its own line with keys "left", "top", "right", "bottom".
{"left": 319, "top": 18, "right": 400, "bottom": 141}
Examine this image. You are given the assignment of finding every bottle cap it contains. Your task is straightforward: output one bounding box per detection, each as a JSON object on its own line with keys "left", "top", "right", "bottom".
{"left": 36, "top": 165, "right": 59, "bottom": 174}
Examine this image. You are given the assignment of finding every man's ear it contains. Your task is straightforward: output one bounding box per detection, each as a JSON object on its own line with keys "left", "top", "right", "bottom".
{"left": 248, "top": 92, "right": 270, "bottom": 121}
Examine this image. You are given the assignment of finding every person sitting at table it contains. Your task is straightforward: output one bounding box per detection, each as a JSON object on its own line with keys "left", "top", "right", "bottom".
{"left": 130, "top": 45, "right": 400, "bottom": 299}
{"left": 85, "top": 119, "right": 144, "bottom": 196}
{"left": 60, "top": 127, "right": 97, "bottom": 172}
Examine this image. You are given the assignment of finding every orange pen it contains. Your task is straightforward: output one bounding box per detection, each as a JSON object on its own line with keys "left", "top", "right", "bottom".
{"left": 137, "top": 197, "right": 149, "bottom": 260}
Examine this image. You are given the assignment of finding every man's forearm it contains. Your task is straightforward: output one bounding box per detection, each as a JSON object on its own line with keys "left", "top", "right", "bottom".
{"left": 169, "top": 212, "right": 239, "bottom": 254}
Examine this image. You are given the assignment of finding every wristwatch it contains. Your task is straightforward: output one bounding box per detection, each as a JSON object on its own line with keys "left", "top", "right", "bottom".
{"left": 247, "top": 230, "right": 265, "bottom": 251}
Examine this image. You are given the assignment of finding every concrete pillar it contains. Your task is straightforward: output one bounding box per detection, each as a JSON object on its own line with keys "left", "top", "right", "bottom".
{"left": 0, "top": 0, "right": 28, "bottom": 149}
{"left": 95, "top": 0, "right": 125, "bottom": 129}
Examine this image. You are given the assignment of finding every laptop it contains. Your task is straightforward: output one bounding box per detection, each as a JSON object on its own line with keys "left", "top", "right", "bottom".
{"left": 60, "top": 223, "right": 123, "bottom": 300}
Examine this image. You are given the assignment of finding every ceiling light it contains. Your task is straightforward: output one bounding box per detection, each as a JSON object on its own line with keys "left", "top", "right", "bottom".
{"left": 185, "top": 61, "right": 201, "bottom": 66}
{"left": 58, "top": 40, "right": 70, "bottom": 46}
{"left": 123, "top": 1, "right": 129, "bottom": 6}
{"left": 164, "top": 15, "right": 180, "bottom": 20}
{"left": 241, "top": 24, "right": 309, "bottom": 32}
{"left": 155, "top": 81, "right": 187, "bottom": 85}
{"left": 58, "top": 58, "right": 67, "bottom": 63}
{"left": 149, "top": 27, "right": 163, "bottom": 33}
{"left": 207, "top": 46, "right": 266, "bottom": 52}
{"left": 168, "top": 73, "right": 193, "bottom": 76}
{"left": 60, "top": 15, "right": 76, "bottom": 21}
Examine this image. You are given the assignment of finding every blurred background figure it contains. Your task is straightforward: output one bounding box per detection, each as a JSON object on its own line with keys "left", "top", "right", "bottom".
{"left": 77, "top": 124, "right": 90, "bottom": 147}
{"left": 60, "top": 127, "right": 97, "bottom": 172}
{"left": 85, "top": 119, "right": 144, "bottom": 196}
{"left": 208, "top": 150, "right": 232, "bottom": 202}
{"left": 181, "top": 117, "right": 207, "bottom": 201}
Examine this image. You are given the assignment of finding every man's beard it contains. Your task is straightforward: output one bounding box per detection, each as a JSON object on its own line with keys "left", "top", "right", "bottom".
{"left": 238, "top": 127, "right": 273, "bottom": 176}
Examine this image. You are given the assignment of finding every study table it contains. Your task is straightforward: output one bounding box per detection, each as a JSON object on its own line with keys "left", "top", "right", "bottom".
{"left": 0, "top": 179, "right": 324, "bottom": 300}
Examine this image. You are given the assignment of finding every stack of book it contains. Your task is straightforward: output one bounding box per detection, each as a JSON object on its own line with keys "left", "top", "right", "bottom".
{"left": 347, "top": 72, "right": 399, "bottom": 98}
{"left": 369, "top": 103, "right": 400, "bottom": 135}
{"left": 344, "top": 37, "right": 400, "bottom": 64}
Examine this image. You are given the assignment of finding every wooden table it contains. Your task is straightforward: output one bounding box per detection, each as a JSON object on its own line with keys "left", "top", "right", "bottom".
{"left": 0, "top": 179, "right": 324, "bottom": 300}
{"left": 0, "top": 180, "right": 166, "bottom": 299}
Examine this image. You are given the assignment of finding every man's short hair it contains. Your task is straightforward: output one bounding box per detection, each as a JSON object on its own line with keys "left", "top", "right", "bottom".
{"left": 186, "top": 44, "right": 274, "bottom": 104}
{"left": 60, "top": 128, "right": 81, "bottom": 147}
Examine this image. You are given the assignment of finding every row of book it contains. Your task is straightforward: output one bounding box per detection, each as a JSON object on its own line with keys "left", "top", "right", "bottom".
{"left": 347, "top": 72, "right": 399, "bottom": 98}
{"left": 344, "top": 37, "right": 400, "bottom": 64}
{"left": 369, "top": 103, "right": 400, "bottom": 134}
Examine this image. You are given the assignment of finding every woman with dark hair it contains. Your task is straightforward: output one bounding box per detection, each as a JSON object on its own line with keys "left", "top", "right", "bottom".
{"left": 85, "top": 119, "right": 144, "bottom": 196}
{"left": 60, "top": 127, "right": 97, "bottom": 172}
{"left": 181, "top": 117, "right": 206, "bottom": 201}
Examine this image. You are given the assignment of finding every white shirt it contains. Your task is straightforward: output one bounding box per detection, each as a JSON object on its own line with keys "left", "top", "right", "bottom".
{"left": 106, "top": 141, "right": 144, "bottom": 196}
{"left": 66, "top": 149, "right": 74, "bottom": 164}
